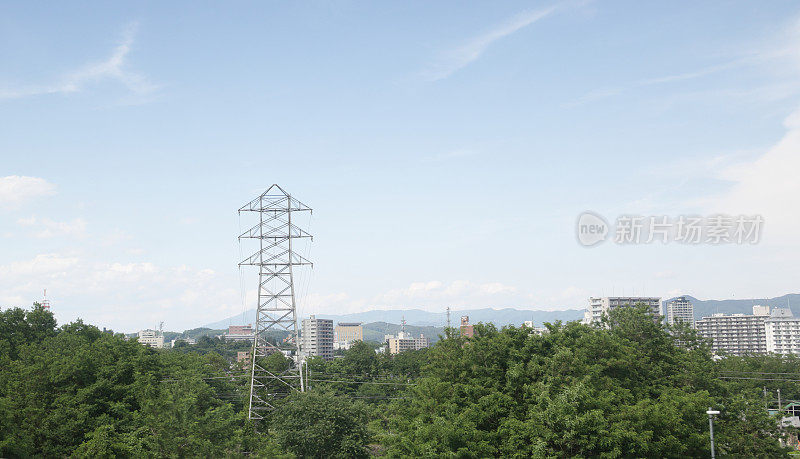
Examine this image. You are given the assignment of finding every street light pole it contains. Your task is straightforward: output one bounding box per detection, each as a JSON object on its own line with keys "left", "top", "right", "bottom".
{"left": 707, "top": 408, "right": 720, "bottom": 459}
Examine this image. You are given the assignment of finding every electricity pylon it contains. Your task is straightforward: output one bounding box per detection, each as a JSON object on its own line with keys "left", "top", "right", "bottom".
{"left": 239, "top": 184, "right": 312, "bottom": 420}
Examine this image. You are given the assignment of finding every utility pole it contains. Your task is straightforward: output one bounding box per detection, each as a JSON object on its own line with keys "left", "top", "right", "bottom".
{"left": 706, "top": 408, "right": 719, "bottom": 459}
{"left": 764, "top": 386, "right": 768, "bottom": 410}
{"left": 239, "top": 185, "right": 312, "bottom": 420}
{"left": 446, "top": 306, "right": 451, "bottom": 330}
{"left": 778, "top": 388, "right": 784, "bottom": 438}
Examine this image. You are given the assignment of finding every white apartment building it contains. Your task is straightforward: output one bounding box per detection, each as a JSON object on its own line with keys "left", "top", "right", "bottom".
{"left": 301, "top": 315, "right": 334, "bottom": 361}
{"left": 583, "top": 296, "right": 662, "bottom": 324}
{"left": 696, "top": 306, "right": 770, "bottom": 356}
{"left": 765, "top": 308, "right": 800, "bottom": 355}
{"left": 137, "top": 329, "right": 165, "bottom": 348}
{"left": 666, "top": 296, "right": 695, "bottom": 328}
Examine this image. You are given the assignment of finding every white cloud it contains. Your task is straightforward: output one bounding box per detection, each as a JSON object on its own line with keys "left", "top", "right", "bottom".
{"left": 0, "top": 22, "right": 157, "bottom": 101}
{"left": 0, "top": 176, "right": 56, "bottom": 209}
{"left": 0, "top": 253, "right": 80, "bottom": 277}
{"left": 702, "top": 106, "right": 800, "bottom": 245}
{"left": 16, "top": 216, "right": 87, "bottom": 238}
{"left": 422, "top": 6, "right": 557, "bottom": 81}
{"left": 0, "top": 253, "right": 238, "bottom": 332}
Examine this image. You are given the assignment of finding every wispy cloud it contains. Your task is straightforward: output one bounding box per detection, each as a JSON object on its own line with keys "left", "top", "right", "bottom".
{"left": 638, "top": 61, "right": 741, "bottom": 86}
{"left": 564, "top": 61, "right": 743, "bottom": 107}
{"left": 422, "top": 6, "right": 558, "bottom": 81}
{"left": 0, "top": 22, "right": 158, "bottom": 101}
{"left": 566, "top": 16, "right": 800, "bottom": 108}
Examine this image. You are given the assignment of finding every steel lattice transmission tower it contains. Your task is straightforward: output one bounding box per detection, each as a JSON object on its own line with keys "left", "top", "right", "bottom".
{"left": 239, "top": 184, "right": 312, "bottom": 419}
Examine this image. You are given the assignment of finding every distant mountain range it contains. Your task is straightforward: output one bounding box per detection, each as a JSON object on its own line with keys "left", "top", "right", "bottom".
{"left": 663, "top": 294, "right": 800, "bottom": 319}
{"left": 203, "top": 307, "right": 584, "bottom": 329}
{"left": 202, "top": 294, "right": 800, "bottom": 332}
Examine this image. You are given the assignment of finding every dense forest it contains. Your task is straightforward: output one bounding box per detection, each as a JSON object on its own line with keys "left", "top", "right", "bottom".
{"left": 0, "top": 304, "right": 796, "bottom": 457}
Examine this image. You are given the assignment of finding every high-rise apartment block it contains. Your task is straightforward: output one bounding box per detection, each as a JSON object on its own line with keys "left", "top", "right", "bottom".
{"left": 334, "top": 322, "right": 363, "bottom": 350}
{"left": 765, "top": 308, "right": 800, "bottom": 355}
{"left": 695, "top": 306, "right": 770, "bottom": 356}
{"left": 301, "top": 315, "right": 334, "bottom": 361}
{"left": 666, "top": 296, "right": 695, "bottom": 328}
{"left": 583, "top": 297, "right": 662, "bottom": 324}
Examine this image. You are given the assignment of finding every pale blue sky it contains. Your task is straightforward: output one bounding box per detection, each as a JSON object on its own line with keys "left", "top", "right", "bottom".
{"left": 2, "top": 1, "right": 800, "bottom": 331}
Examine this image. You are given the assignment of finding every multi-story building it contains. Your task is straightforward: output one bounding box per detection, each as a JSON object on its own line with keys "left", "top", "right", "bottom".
{"left": 583, "top": 297, "right": 662, "bottom": 324}
{"left": 387, "top": 330, "right": 430, "bottom": 355}
{"left": 137, "top": 329, "right": 165, "bottom": 348}
{"left": 666, "top": 296, "right": 695, "bottom": 328}
{"left": 334, "top": 322, "right": 363, "bottom": 350}
{"left": 301, "top": 315, "right": 334, "bottom": 360}
{"left": 765, "top": 308, "right": 800, "bottom": 355}
{"left": 696, "top": 305, "right": 770, "bottom": 356}
{"left": 223, "top": 324, "right": 255, "bottom": 342}
{"left": 237, "top": 351, "right": 251, "bottom": 364}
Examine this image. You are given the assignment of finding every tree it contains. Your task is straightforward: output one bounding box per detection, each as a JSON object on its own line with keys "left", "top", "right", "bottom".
{"left": 0, "top": 306, "right": 256, "bottom": 457}
{"left": 270, "top": 391, "right": 371, "bottom": 458}
{"left": 382, "top": 307, "right": 791, "bottom": 457}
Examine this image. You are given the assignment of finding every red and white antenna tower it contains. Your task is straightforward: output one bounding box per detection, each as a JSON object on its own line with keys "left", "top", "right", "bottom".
{"left": 41, "top": 289, "right": 50, "bottom": 309}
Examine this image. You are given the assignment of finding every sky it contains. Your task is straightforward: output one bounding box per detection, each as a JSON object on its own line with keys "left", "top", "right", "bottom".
{"left": 2, "top": 1, "right": 800, "bottom": 332}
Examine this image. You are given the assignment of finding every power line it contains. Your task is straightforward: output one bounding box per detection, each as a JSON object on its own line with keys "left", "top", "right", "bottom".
{"left": 718, "top": 376, "right": 800, "bottom": 382}
{"left": 719, "top": 371, "right": 800, "bottom": 376}
{"left": 309, "top": 378, "right": 416, "bottom": 386}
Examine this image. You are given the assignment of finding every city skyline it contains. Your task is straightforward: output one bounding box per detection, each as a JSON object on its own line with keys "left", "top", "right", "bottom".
{"left": 3, "top": 1, "right": 800, "bottom": 331}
